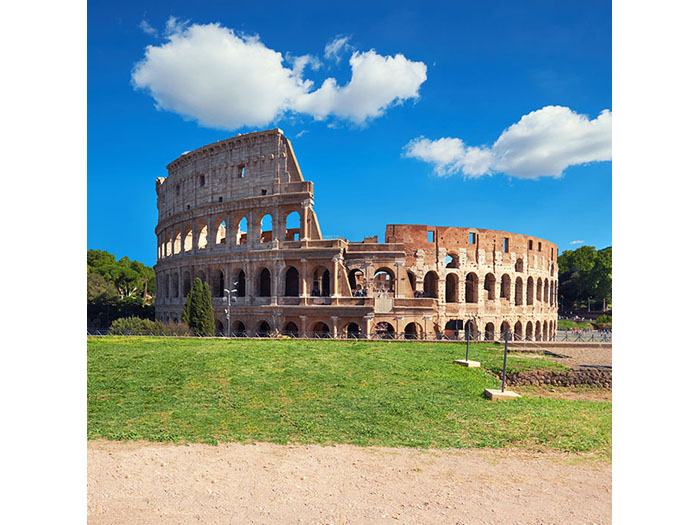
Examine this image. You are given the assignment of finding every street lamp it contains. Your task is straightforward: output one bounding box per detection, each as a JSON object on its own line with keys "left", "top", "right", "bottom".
{"left": 223, "top": 280, "right": 238, "bottom": 338}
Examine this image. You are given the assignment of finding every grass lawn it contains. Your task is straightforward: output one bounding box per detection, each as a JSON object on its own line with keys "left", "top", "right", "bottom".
{"left": 557, "top": 319, "right": 595, "bottom": 330}
{"left": 88, "top": 337, "right": 611, "bottom": 458}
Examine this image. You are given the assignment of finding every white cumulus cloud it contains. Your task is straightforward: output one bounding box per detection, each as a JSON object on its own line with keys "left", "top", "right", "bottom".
{"left": 324, "top": 35, "right": 352, "bottom": 63}
{"left": 131, "top": 21, "right": 427, "bottom": 130}
{"left": 404, "top": 106, "right": 612, "bottom": 179}
{"left": 139, "top": 19, "right": 158, "bottom": 37}
{"left": 569, "top": 240, "right": 585, "bottom": 245}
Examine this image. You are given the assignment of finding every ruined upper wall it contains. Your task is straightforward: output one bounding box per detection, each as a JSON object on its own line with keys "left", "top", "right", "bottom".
{"left": 385, "top": 224, "right": 558, "bottom": 269}
{"left": 155, "top": 129, "right": 309, "bottom": 221}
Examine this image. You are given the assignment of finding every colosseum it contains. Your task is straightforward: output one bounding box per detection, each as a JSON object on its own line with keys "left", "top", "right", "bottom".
{"left": 154, "top": 129, "right": 558, "bottom": 341}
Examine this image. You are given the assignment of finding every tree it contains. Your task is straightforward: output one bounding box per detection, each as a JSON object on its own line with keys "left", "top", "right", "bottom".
{"left": 558, "top": 245, "right": 612, "bottom": 309}
{"left": 182, "top": 278, "right": 215, "bottom": 336}
{"left": 87, "top": 271, "right": 119, "bottom": 303}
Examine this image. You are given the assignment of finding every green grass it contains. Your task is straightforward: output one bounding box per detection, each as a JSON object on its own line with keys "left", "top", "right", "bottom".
{"left": 557, "top": 319, "right": 595, "bottom": 330}
{"left": 87, "top": 337, "right": 611, "bottom": 457}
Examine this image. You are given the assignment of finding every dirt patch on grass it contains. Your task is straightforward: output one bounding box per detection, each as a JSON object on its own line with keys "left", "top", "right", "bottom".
{"left": 518, "top": 385, "right": 612, "bottom": 402}
{"left": 88, "top": 440, "right": 611, "bottom": 524}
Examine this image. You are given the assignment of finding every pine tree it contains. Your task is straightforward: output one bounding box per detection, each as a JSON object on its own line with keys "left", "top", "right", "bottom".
{"left": 183, "top": 278, "right": 215, "bottom": 336}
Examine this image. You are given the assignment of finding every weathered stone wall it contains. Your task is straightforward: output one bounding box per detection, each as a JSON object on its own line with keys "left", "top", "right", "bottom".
{"left": 504, "top": 369, "right": 612, "bottom": 388}
{"left": 154, "top": 129, "right": 559, "bottom": 340}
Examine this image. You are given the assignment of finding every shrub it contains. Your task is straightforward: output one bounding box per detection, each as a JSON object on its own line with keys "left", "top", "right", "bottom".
{"left": 596, "top": 314, "right": 612, "bottom": 325}
{"left": 182, "top": 278, "right": 215, "bottom": 336}
{"left": 109, "top": 317, "right": 191, "bottom": 336}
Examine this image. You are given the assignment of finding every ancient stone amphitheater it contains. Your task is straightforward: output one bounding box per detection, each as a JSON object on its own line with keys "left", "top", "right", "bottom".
{"left": 154, "top": 129, "right": 558, "bottom": 340}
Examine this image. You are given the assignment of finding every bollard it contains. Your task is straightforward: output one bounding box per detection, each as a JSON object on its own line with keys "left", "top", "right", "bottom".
{"left": 501, "top": 330, "right": 509, "bottom": 392}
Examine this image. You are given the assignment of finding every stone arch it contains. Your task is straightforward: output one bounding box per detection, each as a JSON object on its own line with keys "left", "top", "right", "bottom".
{"left": 173, "top": 230, "right": 182, "bottom": 254}
{"left": 285, "top": 211, "right": 301, "bottom": 241}
{"left": 424, "top": 271, "right": 439, "bottom": 298}
{"left": 526, "top": 277, "right": 534, "bottom": 305}
{"left": 465, "top": 272, "right": 479, "bottom": 303}
{"left": 171, "top": 273, "right": 179, "bottom": 298}
{"left": 373, "top": 321, "right": 395, "bottom": 339}
{"left": 514, "top": 320, "right": 523, "bottom": 340}
{"left": 283, "top": 321, "right": 299, "bottom": 337}
{"left": 484, "top": 322, "right": 495, "bottom": 341}
{"left": 526, "top": 321, "right": 533, "bottom": 340}
{"left": 164, "top": 274, "right": 170, "bottom": 298}
{"left": 259, "top": 213, "right": 272, "bottom": 243}
{"left": 311, "top": 266, "right": 330, "bottom": 297}
{"left": 284, "top": 266, "right": 300, "bottom": 296}
{"left": 484, "top": 273, "right": 496, "bottom": 300}
{"left": 445, "top": 273, "right": 459, "bottom": 303}
{"left": 235, "top": 216, "right": 248, "bottom": 245}
{"left": 500, "top": 321, "right": 511, "bottom": 341}
{"left": 465, "top": 319, "right": 478, "bottom": 340}
{"left": 543, "top": 321, "right": 549, "bottom": 341}
{"left": 258, "top": 267, "right": 271, "bottom": 297}
{"left": 257, "top": 320, "right": 272, "bottom": 337}
{"left": 232, "top": 320, "right": 246, "bottom": 336}
{"left": 536, "top": 278, "right": 543, "bottom": 302}
{"left": 311, "top": 321, "right": 331, "bottom": 338}
{"left": 213, "top": 269, "right": 224, "bottom": 297}
{"left": 344, "top": 322, "right": 361, "bottom": 338}
{"left": 373, "top": 267, "right": 395, "bottom": 295}
{"left": 197, "top": 222, "right": 208, "bottom": 250}
{"left": 515, "top": 277, "right": 524, "bottom": 305}
{"left": 195, "top": 270, "right": 206, "bottom": 285}
{"left": 183, "top": 271, "right": 191, "bottom": 296}
{"left": 515, "top": 258, "right": 524, "bottom": 272}
{"left": 445, "top": 253, "right": 459, "bottom": 268}
{"left": 500, "top": 274, "right": 511, "bottom": 301}
{"left": 215, "top": 220, "right": 227, "bottom": 245}
{"left": 165, "top": 232, "right": 172, "bottom": 257}
{"left": 215, "top": 319, "right": 224, "bottom": 335}
{"left": 544, "top": 279, "right": 549, "bottom": 306}
{"left": 348, "top": 268, "right": 365, "bottom": 293}
{"left": 184, "top": 225, "right": 193, "bottom": 252}
{"left": 404, "top": 322, "right": 422, "bottom": 340}
{"left": 535, "top": 320, "right": 542, "bottom": 341}
{"left": 235, "top": 269, "right": 246, "bottom": 297}
{"left": 406, "top": 270, "right": 416, "bottom": 292}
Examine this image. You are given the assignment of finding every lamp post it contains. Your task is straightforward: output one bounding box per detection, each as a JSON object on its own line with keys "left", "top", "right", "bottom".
{"left": 223, "top": 280, "right": 238, "bottom": 338}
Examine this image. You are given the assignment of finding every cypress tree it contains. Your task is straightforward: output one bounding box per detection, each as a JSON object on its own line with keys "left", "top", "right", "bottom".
{"left": 183, "top": 278, "right": 215, "bottom": 336}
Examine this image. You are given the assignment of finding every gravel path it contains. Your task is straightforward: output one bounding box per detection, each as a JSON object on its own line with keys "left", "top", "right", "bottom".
{"left": 88, "top": 440, "right": 611, "bottom": 524}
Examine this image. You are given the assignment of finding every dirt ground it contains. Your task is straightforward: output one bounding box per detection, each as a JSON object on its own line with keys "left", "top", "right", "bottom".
{"left": 88, "top": 440, "right": 611, "bottom": 524}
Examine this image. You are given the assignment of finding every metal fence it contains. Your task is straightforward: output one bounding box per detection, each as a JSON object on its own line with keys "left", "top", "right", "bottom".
{"left": 88, "top": 328, "right": 611, "bottom": 343}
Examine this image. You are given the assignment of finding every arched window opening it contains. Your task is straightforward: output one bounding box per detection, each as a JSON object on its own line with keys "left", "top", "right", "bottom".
{"left": 445, "top": 320, "right": 461, "bottom": 339}
{"left": 543, "top": 280, "right": 549, "bottom": 306}
{"left": 500, "top": 274, "right": 511, "bottom": 301}
{"left": 484, "top": 273, "right": 496, "bottom": 300}
{"left": 465, "top": 273, "right": 478, "bottom": 303}
{"left": 214, "top": 269, "right": 224, "bottom": 297}
{"left": 259, "top": 214, "right": 272, "bottom": 243}
{"left": 283, "top": 321, "right": 299, "bottom": 337}
{"left": 484, "top": 322, "right": 495, "bottom": 341}
{"left": 236, "top": 217, "right": 248, "bottom": 245}
{"left": 215, "top": 320, "right": 224, "bottom": 336}
{"left": 514, "top": 321, "right": 523, "bottom": 340}
{"left": 374, "top": 322, "right": 395, "bottom": 339}
{"left": 236, "top": 270, "right": 246, "bottom": 297}
{"left": 312, "top": 267, "right": 330, "bottom": 297}
{"left": 232, "top": 320, "right": 246, "bottom": 337}
{"left": 348, "top": 269, "right": 365, "bottom": 295}
{"left": 526, "top": 321, "right": 533, "bottom": 341}
{"left": 345, "top": 322, "right": 361, "bottom": 339}
{"left": 527, "top": 277, "right": 534, "bottom": 305}
{"left": 183, "top": 272, "right": 191, "bottom": 296}
{"left": 164, "top": 275, "right": 170, "bottom": 298}
{"left": 285, "top": 211, "right": 301, "bottom": 241}
{"left": 445, "top": 253, "right": 459, "bottom": 268}
{"left": 446, "top": 273, "right": 459, "bottom": 303}
{"left": 535, "top": 321, "right": 542, "bottom": 341}
{"left": 424, "top": 271, "right": 439, "bottom": 298}
{"left": 536, "top": 278, "right": 543, "bottom": 302}
{"left": 311, "top": 322, "right": 330, "bottom": 338}
{"left": 165, "top": 233, "right": 172, "bottom": 257}
{"left": 404, "top": 322, "right": 420, "bottom": 340}
{"left": 216, "top": 220, "right": 227, "bottom": 244}
{"left": 257, "top": 321, "right": 271, "bottom": 337}
{"left": 465, "top": 320, "right": 477, "bottom": 341}
{"left": 259, "top": 268, "right": 271, "bottom": 297}
{"left": 195, "top": 270, "right": 206, "bottom": 286}
{"left": 171, "top": 274, "right": 179, "bottom": 298}
{"left": 173, "top": 231, "right": 182, "bottom": 254}
{"left": 515, "top": 277, "right": 524, "bottom": 306}
{"left": 543, "top": 322, "right": 549, "bottom": 341}
{"left": 515, "top": 258, "right": 524, "bottom": 272}
{"left": 197, "top": 222, "right": 208, "bottom": 250}
{"left": 373, "top": 268, "right": 395, "bottom": 296}
{"left": 184, "top": 226, "right": 193, "bottom": 252}
{"left": 284, "top": 267, "right": 300, "bottom": 296}
{"left": 500, "top": 321, "right": 511, "bottom": 341}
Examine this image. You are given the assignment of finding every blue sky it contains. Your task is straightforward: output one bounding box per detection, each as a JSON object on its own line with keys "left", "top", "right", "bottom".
{"left": 88, "top": 1, "right": 611, "bottom": 267}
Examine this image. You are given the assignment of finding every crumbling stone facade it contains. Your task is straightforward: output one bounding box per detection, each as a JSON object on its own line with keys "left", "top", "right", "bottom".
{"left": 154, "top": 129, "right": 558, "bottom": 340}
